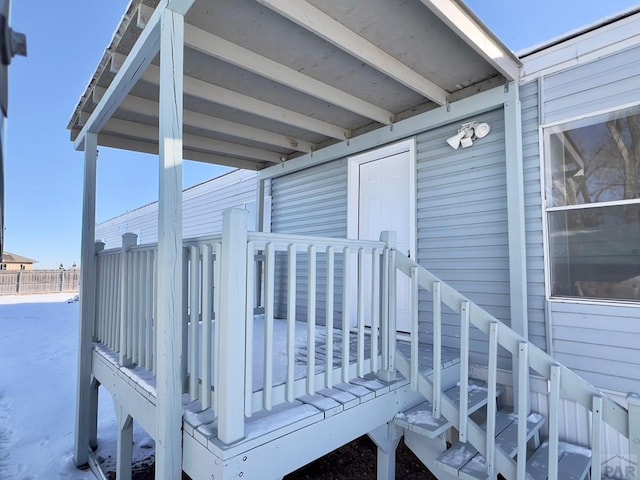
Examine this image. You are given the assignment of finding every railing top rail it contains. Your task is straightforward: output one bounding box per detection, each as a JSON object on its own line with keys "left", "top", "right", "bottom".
{"left": 248, "top": 231, "right": 386, "bottom": 251}
{"left": 393, "top": 249, "right": 630, "bottom": 439}
{"left": 96, "top": 234, "right": 225, "bottom": 256}
{"left": 97, "top": 247, "right": 121, "bottom": 256}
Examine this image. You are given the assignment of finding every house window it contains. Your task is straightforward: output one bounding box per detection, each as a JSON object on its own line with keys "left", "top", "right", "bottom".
{"left": 544, "top": 105, "right": 640, "bottom": 302}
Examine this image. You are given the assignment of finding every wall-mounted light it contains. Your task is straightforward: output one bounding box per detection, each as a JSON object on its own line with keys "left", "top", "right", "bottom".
{"left": 446, "top": 121, "right": 491, "bottom": 150}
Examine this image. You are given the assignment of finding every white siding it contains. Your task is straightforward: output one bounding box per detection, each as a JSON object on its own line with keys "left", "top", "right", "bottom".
{"left": 270, "top": 159, "right": 348, "bottom": 323}
{"left": 96, "top": 169, "right": 257, "bottom": 249}
{"left": 415, "top": 109, "right": 512, "bottom": 368}
{"left": 529, "top": 41, "right": 640, "bottom": 394}
{"left": 542, "top": 44, "right": 640, "bottom": 124}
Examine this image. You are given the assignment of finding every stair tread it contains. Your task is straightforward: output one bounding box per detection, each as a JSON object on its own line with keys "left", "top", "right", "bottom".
{"left": 393, "top": 400, "right": 451, "bottom": 438}
{"left": 435, "top": 409, "right": 546, "bottom": 476}
{"left": 443, "top": 380, "right": 503, "bottom": 415}
{"left": 489, "top": 410, "right": 545, "bottom": 457}
{"left": 527, "top": 441, "right": 591, "bottom": 480}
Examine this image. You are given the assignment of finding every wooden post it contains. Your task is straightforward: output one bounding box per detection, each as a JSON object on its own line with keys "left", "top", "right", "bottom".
{"left": 60, "top": 270, "right": 65, "bottom": 292}
{"left": 218, "top": 208, "right": 248, "bottom": 443}
{"left": 16, "top": 270, "right": 22, "bottom": 294}
{"left": 504, "top": 83, "right": 529, "bottom": 412}
{"left": 119, "top": 233, "right": 138, "bottom": 367}
{"left": 74, "top": 131, "right": 98, "bottom": 468}
{"left": 379, "top": 231, "right": 396, "bottom": 382}
{"left": 627, "top": 392, "right": 640, "bottom": 480}
{"left": 155, "top": 8, "right": 185, "bottom": 479}
{"left": 114, "top": 401, "right": 134, "bottom": 480}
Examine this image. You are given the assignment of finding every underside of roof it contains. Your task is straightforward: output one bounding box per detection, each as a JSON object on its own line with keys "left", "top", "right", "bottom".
{"left": 67, "top": 0, "right": 521, "bottom": 171}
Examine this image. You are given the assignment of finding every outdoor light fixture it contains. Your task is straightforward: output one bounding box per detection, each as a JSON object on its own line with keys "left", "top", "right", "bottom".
{"left": 446, "top": 121, "right": 491, "bottom": 149}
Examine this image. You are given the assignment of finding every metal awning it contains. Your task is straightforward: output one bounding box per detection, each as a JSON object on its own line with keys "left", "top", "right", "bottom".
{"left": 67, "top": 0, "right": 521, "bottom": 170}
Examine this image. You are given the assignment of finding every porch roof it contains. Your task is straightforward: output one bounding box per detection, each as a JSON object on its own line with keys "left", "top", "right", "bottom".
{"left": 67, "top": 0, "right": 521, "bottom": 171}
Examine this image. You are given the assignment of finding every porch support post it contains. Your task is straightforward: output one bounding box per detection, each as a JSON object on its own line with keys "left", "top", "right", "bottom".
{"left": 115, "top": 401, "right": 134, "bottom": 480}
{"left": 368, "top": 423, "right": 402, "bottom": 480}
{"left": 218, "top": 208, "right": 248, "bottom": 443}
{"left": 74, "top": 131, "right": 98, "bottom": 468}
{"left": 155, "top": 8, "right": 184, "bottom": 479}
{"left": 504, "top": 82, "right": 529, "bottom": 411}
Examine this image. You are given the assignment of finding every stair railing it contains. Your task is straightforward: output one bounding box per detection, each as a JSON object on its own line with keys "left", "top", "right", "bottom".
{"left": 393, "top": 250, "right": 636, "bottom": 479}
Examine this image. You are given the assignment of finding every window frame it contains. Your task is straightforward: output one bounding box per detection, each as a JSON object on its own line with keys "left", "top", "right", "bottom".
{"left": 540, "top": 101, "right": 640, "bottom": 305}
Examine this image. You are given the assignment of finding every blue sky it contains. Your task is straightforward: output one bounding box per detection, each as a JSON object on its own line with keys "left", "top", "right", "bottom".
{"left": 5, "top": 0, "right": 640, "bottom": 268}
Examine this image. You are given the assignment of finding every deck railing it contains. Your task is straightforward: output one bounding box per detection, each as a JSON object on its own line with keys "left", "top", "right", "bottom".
{"left": 93, "top": 209, "right": 395, "bottom": 443}
{"left": 244, "top": 232, "right": 388, "bottom": 415}
{"left": 393, "top": 251, "right": 639, "bottom": 479}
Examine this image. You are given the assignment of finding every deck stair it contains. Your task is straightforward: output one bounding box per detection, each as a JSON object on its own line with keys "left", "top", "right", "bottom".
{"left": 388, "top": 250, "right": 610, "bottom": 480}
{"left": 395, "top": 348, "right": 592, "bottom": 479}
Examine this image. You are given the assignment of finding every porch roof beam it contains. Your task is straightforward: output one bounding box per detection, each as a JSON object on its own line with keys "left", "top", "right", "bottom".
{"left": 97, "top": 133, "right": 265, "bottom": 170}
{"left": 184, "top": 25, "right": 394, "bottom": 125}
{"left": 256, "top": 0, "right": 449, "bottom": 105}
{"left": 105, "top": 117, "right": 283, "bottom": 164}
{"left": 419, "top": 0, "right": 521, "bottom": 81}
{"left": 112, "top": 94, "right": 314, "bottom": 153}
{"left": 73, "top": 3, "right": 163, "bottom": 151}
{"left": 142, "top": 64, "right": 350, "bottom": 140}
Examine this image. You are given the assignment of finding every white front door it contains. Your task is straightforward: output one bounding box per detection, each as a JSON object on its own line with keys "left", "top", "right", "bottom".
{"left": 348, "top": 140, "right": 416, "bottom": 332}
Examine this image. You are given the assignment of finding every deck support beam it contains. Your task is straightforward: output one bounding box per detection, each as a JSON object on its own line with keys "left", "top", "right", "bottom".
{"left": 504, "top": 82, "right": 529, "bottom": 412}
{"left": 155, "top": 8, "right": 184, "bottom": 480}
{"left": 74, "top": 131, "right": 99, "bottom": 468}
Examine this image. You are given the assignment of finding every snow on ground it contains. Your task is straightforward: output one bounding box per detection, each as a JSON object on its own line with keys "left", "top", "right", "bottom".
{"left": 0, "top": 293, "right": 153, "bottom": 479}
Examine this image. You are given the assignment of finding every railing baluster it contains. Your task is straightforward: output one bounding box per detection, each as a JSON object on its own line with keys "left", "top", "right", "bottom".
{"left": 487, "top": 321, "right": 499, "bottom": 477}
{"left": 517, "top": 341, "right": 529, "bottom": 480}
{"left": 137, "top": 251, "right": 145, "bottom": 365}
{"left": 264, "top": 242, "right": 275, "bottom": 410}
{"left": 201, "top": 245, "right": 212, "bottom": 410}
{"left": 370, "top": 249, "right": 380, "bottom": 374}
{"left": 244, "top": 242, "right": 255, "bottom": 415}
{"left": 307, "top": 245, "right": 317, "bottom": 394}
{"left": 357, "top": 248, "right": 366, "bottom": 378}
{"left": 325, "top": 246, "right": 334, "bottom": 389}
{"left": 380, "top": 247, "right": 389, "bottom": 376}
{"left": 126, "top": 250, "right": 135, "bottom": 362}
{"left": 341, "top": 247, "right": 351, "bottom": 383}
{"left": 549, "top": 364, "right": 561, "bottom": 480}
{"left": 459, "top": 301, "right": 470, "bottom": 442}
{"left": 152, "top": 250, "right": 157, "bottom": 375}
{"left": 387, "top": 249, "right": 397, "bottom": 377}
{"left": 212, "top": 243, "right": 221, "bottom": 412}
{"left": 189, "top": 245, "right": 200, "bottom": 401}
{"left": 432, "top": 281, "right": 442, "bottom": 418}
{"left": 181, "top": 248, "right": 189, "bottom": 392}
{"left": 144, "top": 251, "right": 154, "bottom": 371}
{"left": 286, "top": 244, "right": 297, "bottom": 402}
{"left": 410, "top": 265, "right": 419, "bottom": 390}
{"left": 591, "top": 395, "right": 603, "bottom": 480}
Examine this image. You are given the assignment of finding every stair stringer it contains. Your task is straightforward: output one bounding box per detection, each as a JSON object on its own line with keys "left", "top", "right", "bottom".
{"left": 403, "top": 430, "right": 459, "bottom": 480}
{"left": 395, "top": 352, "right": 517, "bottom": 479}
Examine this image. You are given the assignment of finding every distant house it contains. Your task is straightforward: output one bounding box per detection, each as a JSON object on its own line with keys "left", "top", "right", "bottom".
{"left": 1, "top": 252, "right": 36, "bottom": 271}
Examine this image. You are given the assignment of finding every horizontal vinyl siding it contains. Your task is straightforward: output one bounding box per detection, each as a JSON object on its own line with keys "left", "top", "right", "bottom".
{"left": 550, "top": 301, "right": 640, "bottom": 392}
{"left": 543, "top": 44, "right": 640, "bottom": 124}
{"left": 538, "top": 43, "right": 640, "bottom": 392}
{"left": 270, "top": 159, "right": 348, "bottom": 322}
{"left": 521, "top": 80, "right": 547, "bottom": 354}
{"left": 95, "top": 170, "right": 257, "bottom": 249}
{"left": 416, "top": 108, "right": 511, "bottom": 369}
